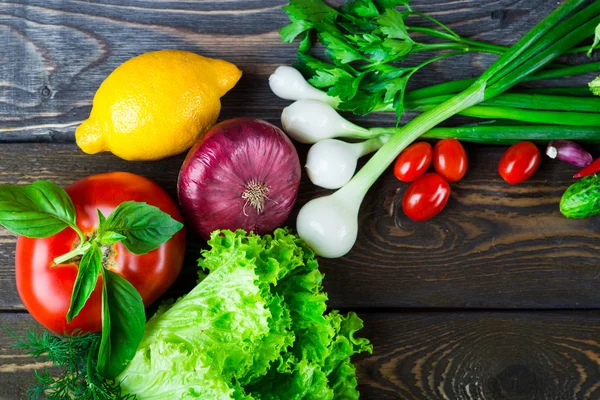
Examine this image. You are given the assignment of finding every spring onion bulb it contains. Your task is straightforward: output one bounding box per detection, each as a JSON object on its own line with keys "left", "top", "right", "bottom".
{"left": 269, "top": 66, "right": 340, "bottom": 107}
{"left": 281, "top": 100, "right": 376, "bottom": 144}
{"left": 296, "top": 191, "right": 362, "bottom": 258}
{"left": 306, "top": 136, "right": 389, "bottom": 189}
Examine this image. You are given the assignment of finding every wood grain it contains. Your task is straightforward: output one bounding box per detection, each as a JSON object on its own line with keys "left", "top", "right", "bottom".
{"left": 356, "top": 311, "right": 600, "bottom": 400}
{"left": 0, "top": 0, "right": 593, "bottom": 140}
{"left": 2, "top": 311, "right": 600, "bottom": 400}
{"left": 0, "top": 144, "right": 599, "bottom": 310}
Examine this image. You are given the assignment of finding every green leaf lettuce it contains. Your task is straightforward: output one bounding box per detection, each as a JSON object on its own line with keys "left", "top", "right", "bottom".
{"left": 118, "top": 229, "right": 371, "bottom": 399}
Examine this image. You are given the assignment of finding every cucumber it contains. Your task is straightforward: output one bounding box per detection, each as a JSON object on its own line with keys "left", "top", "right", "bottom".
{"left": 560, "top": 174, "right": 600, "bottom": 218}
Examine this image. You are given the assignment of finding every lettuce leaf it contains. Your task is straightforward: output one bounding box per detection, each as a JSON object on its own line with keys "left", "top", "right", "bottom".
{"left": 119, "top": 229, "right": 371, "bottom": 399}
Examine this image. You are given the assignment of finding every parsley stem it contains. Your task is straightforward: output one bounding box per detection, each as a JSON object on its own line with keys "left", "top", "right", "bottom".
{"left": 409, "top": 27, "right": 507, "bottom": 55}
{"left": 413, "top": 42, "right": 505, "bottom": 55}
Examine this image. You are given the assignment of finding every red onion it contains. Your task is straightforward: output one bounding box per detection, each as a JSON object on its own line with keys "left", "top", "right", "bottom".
{"left": 178, "top": 118, "right": 301, "bottom": 239}
{"left": 546, "top": 140, "right": 593, "bottom": 168}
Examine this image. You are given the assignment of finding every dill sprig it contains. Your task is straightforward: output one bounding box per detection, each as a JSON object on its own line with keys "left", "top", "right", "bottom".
{"left": 8, "top": 328, "right": 136, "bottom": 400}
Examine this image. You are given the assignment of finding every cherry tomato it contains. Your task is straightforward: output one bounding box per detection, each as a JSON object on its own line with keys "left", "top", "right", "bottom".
{"left": 498, "top": 141, "right": 541, "bottom": 184}
{"left": 402, "top": 173, "right": 451, "bottom": 221}
{"left": 433, "top": 139, "right": 468, "bottom": 182}
{"left": 394, "top": 142, "right": 433, "bottom": 182}
{"left": 15, "top": 172, "right": 186, "bottom": 335}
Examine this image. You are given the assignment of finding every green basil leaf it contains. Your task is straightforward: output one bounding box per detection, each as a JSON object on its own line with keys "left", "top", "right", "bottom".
{"left": 101, "top": 201, "right": 183, "bottom": 255}
{"left": 95, "top": 210, "right": 127, "bottom": 245}
{"left": 66, "top": 243, "right": 102, "bottom": 323}
{"left": 0, "top": 180, "right": 76, "bottom": 238}
{"left": 97, "top": 209, "right": 106, "bottom": 226}
{"left": 98, "top": 231, "right": 127, "bottom": 246}
{"left": 97, "top": 268, "right": 145, "bottom": 378}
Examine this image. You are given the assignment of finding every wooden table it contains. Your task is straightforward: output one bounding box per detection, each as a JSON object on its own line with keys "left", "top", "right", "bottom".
{"left": 1, "top": 0, "right": 600, "bottom": 399}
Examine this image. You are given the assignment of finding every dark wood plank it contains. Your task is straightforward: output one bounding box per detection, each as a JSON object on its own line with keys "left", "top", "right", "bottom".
{"left": 357, "top": 311, "right": 600, "bottom": 400}
{"left": 1, "top": 0, "right": 592, "bottom": 141}
{"left": 2, "top": 311, "right": 600, "bottom": 399}
{"left": 0, "top": 143, "right": 600, "bottom": 310}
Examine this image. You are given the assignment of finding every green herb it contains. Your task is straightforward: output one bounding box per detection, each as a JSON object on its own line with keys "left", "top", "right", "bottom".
{"left": 97, "top": 269, "right": 145, "bottom": 378}
{"left": 117, "top": 229, "right": 372, "bottom": 399}
{"left": 0, "top": 181, "right": 81, "bottom": 240}
{"left": 98, "top": 201, "right": 184, "bottom": 254}
{"left": 588, "top": 22, "right": 600, "bottom": 56}
{"left": 282, "top": 0, "right": 600, "bottom": 122}
{"left": 590, "top": 76, "right": 600, "bottom": 95}
{"left": 8, "top": 329, "right": 136, "bottom": 400}
{"left": 66, "top": 244, "right": 102, "bottom": 323}
{"left": 281, "top": 0, "right": 511, "bottom": 119}
{"left": 0, "top": 181, "right": 183, "bottom": 378}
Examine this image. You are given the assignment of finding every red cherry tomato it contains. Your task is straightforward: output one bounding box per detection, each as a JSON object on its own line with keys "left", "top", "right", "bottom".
{"left": 15, "top": 172, "right": 186, "bottom": 335}
{"left": 433, "top": 139, "right": 468, "bottom": 182}
{"left": 394, "top": 142, "right": 433, "bottom": 182}
{"left": 498, "top": 141, "right": 541, "bottom": 184}
{"left": 402, "top": 173, "right": 451, "bottom": 221}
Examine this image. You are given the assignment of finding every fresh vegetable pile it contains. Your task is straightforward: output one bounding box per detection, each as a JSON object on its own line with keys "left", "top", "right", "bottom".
{"left": 11, "top": 229, "right": 371, "bottom": 399}
{"left": 8, "top": 0, "right": 600, "bottom": 398}
{"left": 271, "top": 0, "right": 600, "bottom": 258}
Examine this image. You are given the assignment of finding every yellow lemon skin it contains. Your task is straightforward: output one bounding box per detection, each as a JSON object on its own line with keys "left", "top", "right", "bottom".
{"left": 76, "top": 50, "right": 242, "bottom": 161}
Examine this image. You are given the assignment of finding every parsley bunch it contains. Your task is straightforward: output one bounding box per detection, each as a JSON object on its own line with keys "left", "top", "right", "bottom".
{"left": 281, "top": 0, "right": 600, "bottom": 123}
{"left": 281, "top": 0, "right": 507, "bottom": 120}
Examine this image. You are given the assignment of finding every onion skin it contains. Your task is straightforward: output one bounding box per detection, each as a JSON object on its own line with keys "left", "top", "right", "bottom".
{"left": 178, "top": 118, "right": 301, "bottom": 239}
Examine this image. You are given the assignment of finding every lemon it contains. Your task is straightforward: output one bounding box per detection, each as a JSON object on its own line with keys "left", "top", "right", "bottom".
{"left": 75, "top": 50, "right": 242, "bottom": 161}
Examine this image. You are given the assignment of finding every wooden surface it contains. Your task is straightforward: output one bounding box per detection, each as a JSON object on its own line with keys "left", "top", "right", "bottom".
{"left": 1, "top": 0, "right": 600, "bottom": 399}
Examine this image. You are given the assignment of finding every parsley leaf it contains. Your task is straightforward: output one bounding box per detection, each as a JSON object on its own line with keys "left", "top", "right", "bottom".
{"left": 589, "top": 76, "right": 600, "bottom": 96}
{"left": 280, "top": 20, "right": 313, "bottom": 43}
{"left": 319, "top": 30, "right": 365, "bottom": 64}
{"left": 282, "top": 0, "right": 338, "bottom": 24}
{"left": 309, "top": 68, "right": 355, "bottom": 89}
{"left": 347, "top": 0, "right": 380, "bottom": 18}
{"left": 587, "top": 23, "right": 600, "bottom": 57}
{"left": 339, "top": 91, "right": 383, "bottom": 115}
{"left": 378, "top": 8, "right": 412, "bottom": 41}
{"left": 376, "top": 0, "right": 410, "bottom": 9}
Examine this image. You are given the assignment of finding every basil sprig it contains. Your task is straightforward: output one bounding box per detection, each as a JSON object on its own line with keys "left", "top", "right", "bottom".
{"left": 0, "top": 181, "right": 82, "bottom": 239}
{"left": 0, "top": 180, "right": 183, "bottom": 378}
{"left": 98, "top": 201, "right": 184, "bottom": 254}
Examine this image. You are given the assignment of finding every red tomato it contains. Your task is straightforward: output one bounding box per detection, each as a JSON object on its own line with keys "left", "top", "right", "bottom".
{"left": 402, "top": 173, "right": 451, "bottom": 221}
{"left": 15, "top": 172, "right": 186, "bottom": 335}
{"left": 498, "top": 141, "right": 541, "bottom": 184}
{"left": 394, "top": 142, "right": 433, "bottom": 182}
{"left": 433, "top": 139, "right": 468, "bottom": 182}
